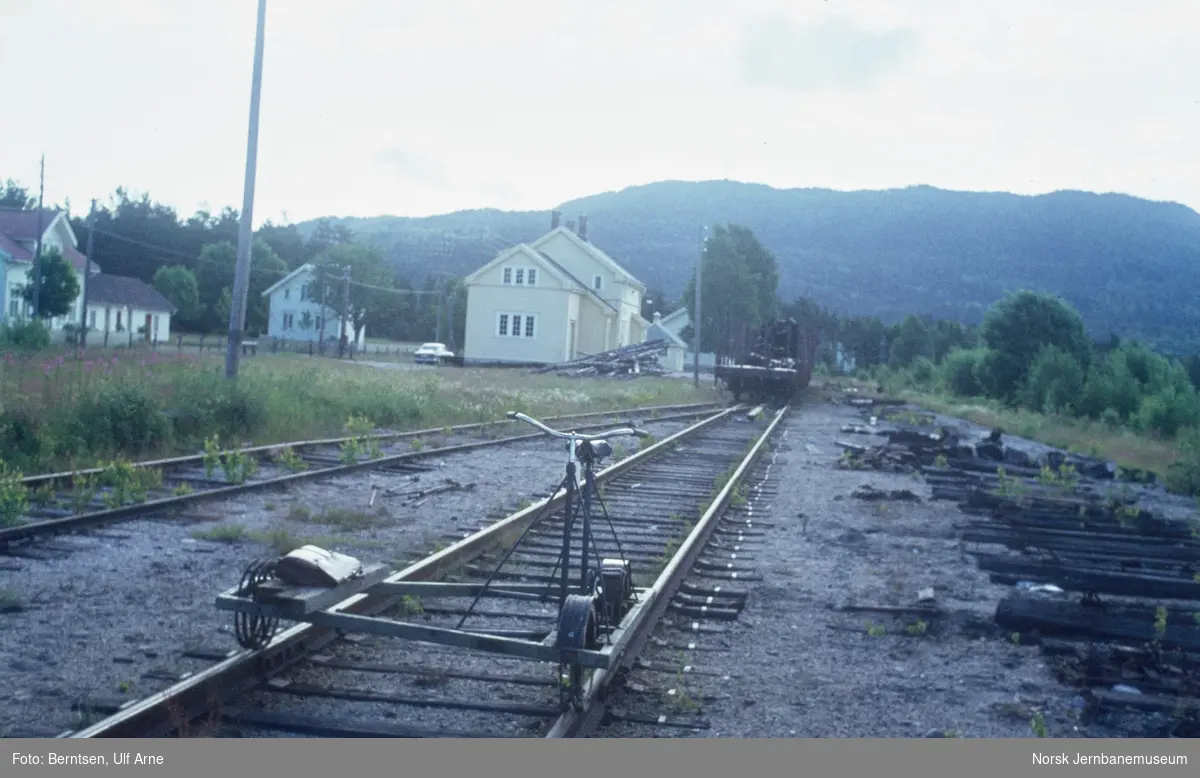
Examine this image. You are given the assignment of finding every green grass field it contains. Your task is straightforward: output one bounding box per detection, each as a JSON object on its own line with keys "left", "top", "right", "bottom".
{"left": 0, "top": 348, "right": 720, "bottom": 473}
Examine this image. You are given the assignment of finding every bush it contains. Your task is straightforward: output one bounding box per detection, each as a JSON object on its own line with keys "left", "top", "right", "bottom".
{"left": 1017, "top": 345, "right": 1086, "bottom": 414}
{"left": 941, "top": 348, "right": 987, "bottom": 397}
{"left": 0, "top": 320, "right": 51, "bottom": 351}
{"left": 1078, "top": 353, "right": 1142, "bottom": 421}
{"left": 1133, "top": 385, "right": 1200, "bottom": 438}
{"left": 1165, "top": 426, "right": 1200, "bottom": 495}
{"left": 167, "top": 376, "right": 268, "bottom": 444}
{"left": 909, "top": 356, "right": 937, "bottom": 387}
{"left": 67, "top": 386, "right": 172, "bottom": 457}
{"left": 0, "top": 410, "right": 44, "bottom": 469}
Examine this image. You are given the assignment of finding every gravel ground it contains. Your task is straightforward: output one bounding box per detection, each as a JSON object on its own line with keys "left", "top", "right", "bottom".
{"left": 0, "top": 415, "right": 698, "bottom": 738}
{"left": 598, "top": 399, "right": 1115, "bottom": 738}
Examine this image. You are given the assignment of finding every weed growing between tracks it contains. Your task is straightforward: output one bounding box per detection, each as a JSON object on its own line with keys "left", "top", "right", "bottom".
{"left": 0, "top": 351, "right": 717, "bottom": 474}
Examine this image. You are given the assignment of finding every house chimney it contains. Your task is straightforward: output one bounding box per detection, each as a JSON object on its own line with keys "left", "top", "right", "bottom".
{"left": 565, "top": 219, "right": 576, "bottom": 233}
{"left": 578, "top": 214, "right": 588, "bottom": 242}
{"left": 653, "top": 312, "right": 662, "bottom": 324}
{"left": 551, "top": 210, "right": 561, "bottom": 229}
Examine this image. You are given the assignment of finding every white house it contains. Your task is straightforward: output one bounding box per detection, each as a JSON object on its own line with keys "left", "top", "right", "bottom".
{"left": 84, "top": 274, "right": 177, "bottom": 345}
{"left": 260, "top": 263, "right": 366, "bottom": 348}
{"left": 462, "top": 212, "right": 650, "bottom": 365}
{"left": 644, "top": 311, "right": 688, "bottom": 372}
{"left": 0, "top": 207, "right": 95, "bottom": 337}
{"left": 650, "top": 306, "right": 716, "bottom": 371}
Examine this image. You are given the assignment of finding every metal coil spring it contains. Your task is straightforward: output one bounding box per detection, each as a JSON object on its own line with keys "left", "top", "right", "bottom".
{"left": 234, "top": 558, "right": 279, "bottom": 650}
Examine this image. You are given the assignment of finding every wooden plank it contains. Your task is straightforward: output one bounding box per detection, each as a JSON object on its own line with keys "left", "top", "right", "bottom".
{"left": 977, "top": 554, "right": 1200, "bottom": 600}
{"left": 994, "top": 596, "right": 1200, "bottom": 652}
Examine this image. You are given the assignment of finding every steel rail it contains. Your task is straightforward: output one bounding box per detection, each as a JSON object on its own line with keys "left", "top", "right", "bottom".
{"left": 66, "top": 403, "right": 746, "bottom": 738}
{"left": 14, "top": 402, "right": 722, "bottom": 489}
{"left": 0, "top": 407, "right": 721, "bottom": 547}
{"left": 545, "top": 405, "right": 790, "bottom": 738}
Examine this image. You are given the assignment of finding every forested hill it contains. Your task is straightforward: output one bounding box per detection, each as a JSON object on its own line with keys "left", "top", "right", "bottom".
{"left": 300, "top": 181, "right": 1200, "bottom": 353}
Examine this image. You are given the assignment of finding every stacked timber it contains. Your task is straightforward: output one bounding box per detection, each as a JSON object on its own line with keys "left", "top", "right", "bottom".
{"left": 535, "top": 341, "right": 668, "bottom": 378}
{"left": 845, "top": 399, "right": 1199, "bottom": 733}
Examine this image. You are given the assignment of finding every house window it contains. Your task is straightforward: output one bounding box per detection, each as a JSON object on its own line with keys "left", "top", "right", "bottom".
{"left": 315, "top": 315, "right": 323, "bottom": 329}
{"left": 284, "top": 288, "right": 291, "bottom": 300}
{"left": 515, "top": 268, "right": 524, "bottom": 285}
{"left": 503, "top": 268, "right": 512, "bottom": 284}
{"left": 527, "top": 269, "right": 537, "bottom": 286}
{"left": 116, "top": 311, "right": 123, "bottom": 331}
{"left": 593, "top": 275, "right": 603, "bottom": 290}
{"left": 497, "top": 313, "right": 536, "bottom": 338}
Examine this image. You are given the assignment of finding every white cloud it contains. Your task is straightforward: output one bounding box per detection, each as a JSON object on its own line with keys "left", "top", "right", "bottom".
{"left": 0, "top": 0, "right": 1196, "bottom": 225}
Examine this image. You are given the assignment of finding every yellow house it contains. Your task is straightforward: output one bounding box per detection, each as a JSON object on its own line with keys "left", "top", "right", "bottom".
{"left": 462, "top": 212, "right": 649, "bottom": 365}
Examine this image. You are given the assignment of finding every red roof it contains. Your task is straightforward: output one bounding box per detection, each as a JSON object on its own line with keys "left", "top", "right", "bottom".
{"left": 0, "top": 207, "right": 91, "bottom": 270}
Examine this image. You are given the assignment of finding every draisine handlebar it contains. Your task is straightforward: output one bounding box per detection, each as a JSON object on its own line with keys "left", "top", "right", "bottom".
{"left": 507, "top": 411, "right": 649, "bottom": 441}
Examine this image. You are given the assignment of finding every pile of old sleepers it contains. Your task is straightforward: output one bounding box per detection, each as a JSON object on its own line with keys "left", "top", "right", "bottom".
{"left": 843, "top": 399, "right": 1199, "bottom": 734}
{"left": 534, "top": 341, "right": 668, "bottom": 378}
{"left": 923, "top": 436, "right": 1198, "bottom": 733}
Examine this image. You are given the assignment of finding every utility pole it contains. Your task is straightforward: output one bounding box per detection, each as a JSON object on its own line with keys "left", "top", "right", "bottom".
{"left": 32, "top": 155, "right": 45, "bottom": 319}
{"left": 224, "top": 0, "right": 268, "bottom": 379}
{"left": 693, "top": 225, "right": 706, "bottom": 388}
{"left": 339, "top": 265, "right": 351, "bottom": 357}
{"left": 79, "top": 200, "right": 96, "bottom": 350}
{"left": 317, "top": 265, "right": 327, "bottom": 354}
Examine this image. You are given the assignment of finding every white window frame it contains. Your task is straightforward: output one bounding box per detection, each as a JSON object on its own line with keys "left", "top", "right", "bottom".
{"left": 515, "top": 268, "right": 524, "bottom": 285}
{"left": 592, "top": 274, "right": 603, "bottom": 291}
{"left": 503, "top": 267, "right": 513, "bottom": 284}
{"left": 526, "top": 268, "right": 537, "bottom": 286}
{"left": 496, "top": 312, "right": 537, "bottom": 339}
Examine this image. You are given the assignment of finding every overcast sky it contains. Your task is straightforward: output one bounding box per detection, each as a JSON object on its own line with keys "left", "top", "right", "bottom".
{"left": 1, "top": 0, "right": 1196, "bottom": 226}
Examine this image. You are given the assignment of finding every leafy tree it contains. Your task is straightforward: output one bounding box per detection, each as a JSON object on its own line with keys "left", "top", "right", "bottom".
{"left": 681, "top": 224, "right": 779, "bottom": 354}
{"left": 196, "top": 239, "right": 287, "bottom": 333}
{"left": 214, "top": 287, "right": 232, "bottom": 328}
{"left": 978, "top": 291, "right": 1091, "bottom": 401}
{"left": 21, "top": 249, "right": 80, "bottom": 319}
{"left": 889, "top": 314, "right": 932, "bottom": 367}
{"left": 313, "top": 242, "right": 397, "bottom": 340}
{"left": 0, "top": 179, "right": 35, "bottom": 209}
{"left": 153, "top": 265, "right": 201, "bottom": 324}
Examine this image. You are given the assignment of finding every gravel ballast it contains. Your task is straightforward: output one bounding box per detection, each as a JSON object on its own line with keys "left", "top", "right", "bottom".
{"left": 598, "top": 399, "right": 1166, "bottom": 738}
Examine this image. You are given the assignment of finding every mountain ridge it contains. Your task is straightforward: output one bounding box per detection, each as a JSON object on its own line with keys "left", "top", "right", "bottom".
{"left": 297, "top": 180, "right": 1200, "bottom": 353}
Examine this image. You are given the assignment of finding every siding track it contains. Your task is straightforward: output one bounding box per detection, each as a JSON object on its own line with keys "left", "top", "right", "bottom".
{"left": 64, "top": 404, "right": 790, "bottom": 738}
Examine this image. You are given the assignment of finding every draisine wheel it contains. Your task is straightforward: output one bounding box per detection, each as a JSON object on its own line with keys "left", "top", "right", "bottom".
{"left": 555, "top": 594, "right": 599, "bottom": 711}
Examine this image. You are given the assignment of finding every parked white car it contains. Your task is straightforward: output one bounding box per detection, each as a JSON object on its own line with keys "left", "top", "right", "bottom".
{"left": 413, "top": 342, "right": 454, "bottom": 365}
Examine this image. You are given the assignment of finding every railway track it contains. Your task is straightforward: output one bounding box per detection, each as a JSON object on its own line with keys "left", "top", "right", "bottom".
{"left": 63, "top": 403, "right": 789, "bottom": 738}
{"left": 0, "top": 402, "right": 721, "bottom": 549}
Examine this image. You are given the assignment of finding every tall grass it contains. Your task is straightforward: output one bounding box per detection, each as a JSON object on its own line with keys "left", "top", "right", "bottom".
{"left": 0, "top": 348, "right": 716, "bottom": 472}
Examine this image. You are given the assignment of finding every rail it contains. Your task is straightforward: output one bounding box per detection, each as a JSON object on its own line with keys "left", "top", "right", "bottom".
{"left": 67, "top": 403, "right": 756, "bottom": 738}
